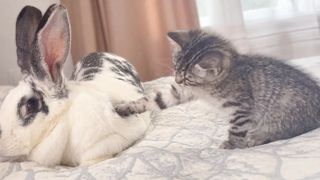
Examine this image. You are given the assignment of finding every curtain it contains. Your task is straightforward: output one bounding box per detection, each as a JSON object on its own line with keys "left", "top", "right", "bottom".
{"left": 196, "top": 0, "right": 320, "bottom": 61}
{"left": 61, "top": 0, "right": 200, "bottom": 81}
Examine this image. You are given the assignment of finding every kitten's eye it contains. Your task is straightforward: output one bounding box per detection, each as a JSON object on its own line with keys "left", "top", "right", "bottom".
{"left": 21, "top": 98, "right": 42, "bottom": 117}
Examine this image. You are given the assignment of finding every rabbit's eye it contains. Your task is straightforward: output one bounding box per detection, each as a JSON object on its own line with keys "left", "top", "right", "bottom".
{"left": 20, "top": 98, "right": 42, "bottom": 117}
{"left": 26, "top": 99, "right": 40, "bottom": 114}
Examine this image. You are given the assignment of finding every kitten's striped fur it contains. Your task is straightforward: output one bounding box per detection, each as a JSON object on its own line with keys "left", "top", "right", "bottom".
{"left": 116, "top": 29, "right": 320, "bottom": 149}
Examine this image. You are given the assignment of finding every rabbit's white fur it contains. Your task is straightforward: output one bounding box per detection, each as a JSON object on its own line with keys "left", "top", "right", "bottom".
{"left": 0, "top": 55, "right": 150, "bottom": 167}
{"left": 0, "top": 56, "right": 150, "bottom": 167}
{"left": 0, "top": 5, "right": 150, "bottom": 167}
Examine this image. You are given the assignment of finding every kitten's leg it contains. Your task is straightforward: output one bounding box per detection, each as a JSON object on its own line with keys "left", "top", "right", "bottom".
{"left": 219, "top": 125, "right": 250, "bottom": 149}
{"left": 223, "top": 123, "right": 272, "bottom": 148}
{"left": 222, "top": 122, "right": 272, "bottom": 149}
{"left": 115, "top": 83, "right": 194, "bottom": 116}
{"left": 245, "top": 127, "right": 272, "bottom": 147}
{"left": 219, "top": 110, "right": 253, "bottom": 149}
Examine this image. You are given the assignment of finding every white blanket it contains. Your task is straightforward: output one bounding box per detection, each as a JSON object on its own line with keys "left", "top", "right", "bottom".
{"left": 1, "top": 63, "right": 320, "bottom": 180}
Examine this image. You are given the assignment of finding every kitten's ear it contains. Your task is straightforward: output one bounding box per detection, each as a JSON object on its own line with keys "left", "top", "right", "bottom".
{"left": 167, "top": 30, "right": 190, "bottom": 49}
{"left": 195, "top": 51, "right": 229, "bottom": 75}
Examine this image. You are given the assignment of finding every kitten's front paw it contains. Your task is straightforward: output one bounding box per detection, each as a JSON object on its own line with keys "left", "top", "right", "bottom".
{"left": 245, "top": 132, "right": 270, "bottom": 147}
{"left": 219, "top": 137, "right": 248, "bottom": 149}
{"left": 219, "top": 140, "right": 236, "bottom": 149}
{"left": 115, "top": 103, "right": 137, "bottom": 117}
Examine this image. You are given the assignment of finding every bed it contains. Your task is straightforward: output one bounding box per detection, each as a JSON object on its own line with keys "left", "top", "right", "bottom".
{"left": 1, "top": 62, "right": 320, "bottom": 180}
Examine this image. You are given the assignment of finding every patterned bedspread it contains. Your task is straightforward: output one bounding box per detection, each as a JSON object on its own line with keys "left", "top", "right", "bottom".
{"left": 1, "top": 63, "right": 320, "bottom": 180}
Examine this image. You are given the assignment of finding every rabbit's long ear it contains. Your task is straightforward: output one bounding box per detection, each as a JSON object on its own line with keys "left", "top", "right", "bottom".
{"left": 32, "top": 4, "right": 70, "bottom": 89}
{"left": 16, "top": 6, "right": 42, "bottom": 75}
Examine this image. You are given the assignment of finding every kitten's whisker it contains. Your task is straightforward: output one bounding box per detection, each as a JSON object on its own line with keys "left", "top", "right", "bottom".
{"left": 153, "top": 59, "right": 175, "bottom": 75}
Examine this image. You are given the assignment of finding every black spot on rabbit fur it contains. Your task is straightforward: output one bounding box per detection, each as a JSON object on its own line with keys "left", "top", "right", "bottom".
{"left": 17, "top": 96, "right": 27, "bottom": 119}
{"left": 16, "top": 84, "right": 49, "bottom": 126}
{"left": 70, "top": 53, "right": 104, "bottom": 81}
{"left": 32, "top": 88, "right": 49, "bottom": 115}
{"left": 105, "top": 56, "right": 143, "bottom": 92}
{"left": 71, "top": 53, "right": 144, "bottom": 94}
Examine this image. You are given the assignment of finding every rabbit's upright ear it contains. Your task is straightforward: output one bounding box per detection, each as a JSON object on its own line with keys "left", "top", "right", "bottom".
{"left": 16, "top": 6, "right": 42, "bottom": 75}
{"left": 33, "top": 4, "right": 70, "bottom": 89}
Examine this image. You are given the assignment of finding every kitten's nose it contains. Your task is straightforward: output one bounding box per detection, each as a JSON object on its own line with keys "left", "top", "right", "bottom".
{"left": 175, "top": 75, "right": 183, "bottom": 84}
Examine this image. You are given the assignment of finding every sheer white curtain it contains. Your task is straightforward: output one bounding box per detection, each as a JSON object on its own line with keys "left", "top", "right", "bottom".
{"left": 196, "top": 0, "right": 320, "bottom": 61}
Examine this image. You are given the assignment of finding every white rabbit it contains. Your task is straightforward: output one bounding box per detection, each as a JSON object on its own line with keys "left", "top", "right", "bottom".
{"left": 0, "top": 4, "right": 150, "bottom": 167}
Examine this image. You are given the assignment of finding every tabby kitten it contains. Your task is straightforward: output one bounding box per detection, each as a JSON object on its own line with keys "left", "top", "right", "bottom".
{"left": 115, "top": 29, "right": 320, "bottom": 149}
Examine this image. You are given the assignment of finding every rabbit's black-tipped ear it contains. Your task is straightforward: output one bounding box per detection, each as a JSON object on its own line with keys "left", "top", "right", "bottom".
{"left": 16, "top": 6, "right": 42, "bottom": 74}
{"left": 34, "top": 4, "right": 70, "bottom": 88}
